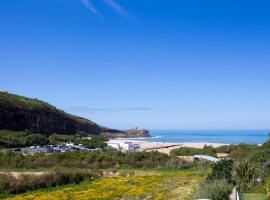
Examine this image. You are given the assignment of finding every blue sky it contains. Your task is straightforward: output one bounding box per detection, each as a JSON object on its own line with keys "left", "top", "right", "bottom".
{"left": 0, "top": 0, "right": 270, "bottom": 130}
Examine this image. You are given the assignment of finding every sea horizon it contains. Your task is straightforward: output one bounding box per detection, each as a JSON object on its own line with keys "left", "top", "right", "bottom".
{"left": 125, "top": 129, "right": 270, "bottom": 144}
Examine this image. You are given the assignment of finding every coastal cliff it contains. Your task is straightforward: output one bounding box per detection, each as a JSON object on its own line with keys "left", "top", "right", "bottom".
{"left": 104, "top": 129, "right": 151, "bottom": 138}
{"left": 0, "top": 92, "right": 120, "bottom": 135}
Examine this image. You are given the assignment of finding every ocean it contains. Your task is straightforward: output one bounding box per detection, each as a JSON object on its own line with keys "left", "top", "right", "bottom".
{"left": 128, "top": 130, "right": 270, "bottom": 144}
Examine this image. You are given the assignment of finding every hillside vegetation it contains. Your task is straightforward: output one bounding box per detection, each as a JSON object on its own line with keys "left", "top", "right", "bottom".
{"left": 0, "top": 92, "right": 120, "bottom": 135}
{"left": 0, "top": 130, "right": 107, "bottom": 149}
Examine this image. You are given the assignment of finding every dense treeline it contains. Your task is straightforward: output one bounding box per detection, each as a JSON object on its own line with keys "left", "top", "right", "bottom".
{"left": 0, "top": 150, "right": 188, "bottom": 169}
{"left": 0, "top": 130, "right": 107, "bottom": 149}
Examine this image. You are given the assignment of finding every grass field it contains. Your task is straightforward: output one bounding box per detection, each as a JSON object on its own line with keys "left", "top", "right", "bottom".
{"left": 242, "top": 193, "right": 267, "bottom": 200}
{"left": 4, "top": 169, "right": 203, "bottom": 200}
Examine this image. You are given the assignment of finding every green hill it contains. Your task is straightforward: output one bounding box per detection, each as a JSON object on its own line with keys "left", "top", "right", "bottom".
{"left": 0, "top": 91, "right": 121, "bottom": 135}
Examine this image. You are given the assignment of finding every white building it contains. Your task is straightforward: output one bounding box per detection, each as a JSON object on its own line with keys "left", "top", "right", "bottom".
{"left": 107, "top": 142, "right": 140, "bottom": 151}
{"left": 193, "top": 155, "right": 220, "bottom": 163}
{"left": 107, "top": 142, "right": 121, "bottom": 150}
{"left": 65, "top": 142, "right": 75, "bottom": 147}
{"left": 120, "top": 142, "right": 140, "bottom": 151}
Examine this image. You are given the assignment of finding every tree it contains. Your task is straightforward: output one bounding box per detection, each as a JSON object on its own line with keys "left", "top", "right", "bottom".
{"left": 209, "top": 160, "right": 233, "bottom": 183}
{"left": 233, "top": 161, "right": 256, "bottom": 190}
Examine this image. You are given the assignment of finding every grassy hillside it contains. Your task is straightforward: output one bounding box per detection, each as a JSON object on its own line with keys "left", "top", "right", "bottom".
{"left": 0, "top": 92, "right": 54, "bottom": 109}
{"left": 0, "top": 92, "right": 120, "bottom": 135}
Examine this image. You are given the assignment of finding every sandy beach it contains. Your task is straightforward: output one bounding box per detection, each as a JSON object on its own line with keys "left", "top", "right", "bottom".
{"left": 108, "top": 139, "right": 227, "bottom": 155}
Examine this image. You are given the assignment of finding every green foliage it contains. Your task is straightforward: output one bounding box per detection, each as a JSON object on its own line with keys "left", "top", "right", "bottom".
{"left": 0, "top": 150, "right": 184, "bottom": 169}
{"left": 194, "top": 179, "right": 233, "bottom": 200}
{"left": 229, "top": 144, "right": 260, "bottom": 161}
{"left": 215, "top": 144, "right": 237, "bottom": 153}
{"left": 0, "top": 131, "right": 107, "bottom": 149}
{"left": 230, "top": 140, "right": 270, "bottom": 193}
{"left": 242, "top": 193, "right": 267, "bottom": 200}
{"left": 208, "top": 160, "right": 233, "bottom": 183}
{"left": 202, "top": 145, "right": 217, "bottom": 156}
{"left": 165, "top": 157, "right": 191, "bottom": 169}
{"left": 49, "top": 134, "right": 108, "bottom": 149}
{"left": 49, "top": 134, "right": 75, "bottom": 144}
{"left": 233, "top": 161, "right": 257, "bottom": 190}
{"left": 0, "top": 168, "right": 97, "bottom": 195}
{"left": 3, "top": 169, "right": 202, "bottom": 200}
{"left": 74, "top": 136, "right": 108, "bottom": 149}
{"left": 170, "top": 145, "right": 216, "bottom": 157}
{"left": 170, "top": 147, "right": 201, "bottom": 156}
{"left": 0, "top": 130, "right": 49, "bottom": 148}
{"left": 261, "top": 140, "right": 270, "bottom": 150}
{"left": 0, "top": 92, "right": 54, "bottom": 109}
{"left": 249, "top": 149, "right": 270, "bottom": 165}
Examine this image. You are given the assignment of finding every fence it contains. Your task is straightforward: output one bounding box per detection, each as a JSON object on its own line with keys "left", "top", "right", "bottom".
{"left": 236, "top": 187, "right": 243, "bottom": 200}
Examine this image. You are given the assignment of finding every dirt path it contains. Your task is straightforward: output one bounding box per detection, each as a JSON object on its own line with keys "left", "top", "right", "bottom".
{"left": 229, "top": 187, "right": 237, "bottom": 200}
{"left": 0, "top": 172, "right": 46, "bottom": 178}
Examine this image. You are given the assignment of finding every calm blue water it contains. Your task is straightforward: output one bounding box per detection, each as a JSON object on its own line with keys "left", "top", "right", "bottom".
{"left": 128, "top": 130, "right": 270, "bottom": 144}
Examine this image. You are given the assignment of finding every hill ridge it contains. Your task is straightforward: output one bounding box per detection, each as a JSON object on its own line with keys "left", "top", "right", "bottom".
{"left": 0, "top": 91, "right": 121, "bottom": 135}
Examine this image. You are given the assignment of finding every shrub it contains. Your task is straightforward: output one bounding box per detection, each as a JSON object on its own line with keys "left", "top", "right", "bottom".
{"left": 49, "top": 134, "right": 75, "bottom": 144}
{"left": 0, "top": 169, "right": 97, "bottom": 195}
{"left": 0, "top": 130, "right": 49, "bottom": 148}
{"left": 170, "top": 145, "right": 216, "bottom": 157}
{"left": 229, "top": 144, "right": 259, "bottom": 161}
{"left": 208, "top": 160, "right": 233, "bottom": 183}
{"left": 232, "top": 161, "right": 258, "bottom": 190}
{"left": 74, "top": 136, "right": 108, "bottom": 149}
{"left": 49, "top": 134, "right": 108, "bottom": 149}
{"left": 170, "top": 147, "right": 202, "bottom": 156}
{"left": 0, "top": 150, "right": 174, "bottom": 169}
{"left": 165, "top": 157, "right": 191, "bottom": 169}
{"left": 194, "top": 179, "right": 232, "bottom": 200}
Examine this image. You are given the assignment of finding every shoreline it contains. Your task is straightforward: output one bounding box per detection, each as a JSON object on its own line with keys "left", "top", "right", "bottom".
{"left": 108, "top": 139, "right": 227, "bottom": 155}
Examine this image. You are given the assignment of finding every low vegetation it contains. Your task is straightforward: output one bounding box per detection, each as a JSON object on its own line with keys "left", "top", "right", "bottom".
{"left": 3, "top": 169, "right": 202, "bottom": 200}
{"left": 172, "top": 141, "right": 270, "bottom": 199}
{"left": 49, "top": 134, "right": 108, "bottom": 149}
{"left": 0, "top": 130, "right": 107, "bottom": 149}
{"left": 0, "top": 150, "right": 190, "bottom": 170}
{"left": 242, "top": 193, "right": 267, "bottom": 200}
{"left": 170, "top": 143, "right": 260, "bottom": 161}
{"left": 192, "top": 160, "right": 234, "bottom": 200}
{"left": 0, "top": 130, "right": 49, "bottom": 148}
{"left": 194, "top": 179, "right": 232, "bottom": 200}
{"left": 1, "top": 130, "right": 270, "bottom": 199}
{"left": 0, "top": 92, "right": 53, "bottom": 109}
{"left": 0, "top": 168, "right": 97, "bottom": 198}
{"left": 170, "top": 145, "right": 217, "bottom": 157}
{"left": 0, "top": 147, "right": 203, "bottom": 199}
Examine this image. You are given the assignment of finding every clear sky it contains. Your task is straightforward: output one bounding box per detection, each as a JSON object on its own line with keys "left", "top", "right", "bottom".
{"left": 0, "top": 0, "right": 270, "bottom": 130}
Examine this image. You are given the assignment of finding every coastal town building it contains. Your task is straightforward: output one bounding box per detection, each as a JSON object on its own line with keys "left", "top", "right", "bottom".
{"left": 107, "top": 141, "right": 140, "bottom": 151}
